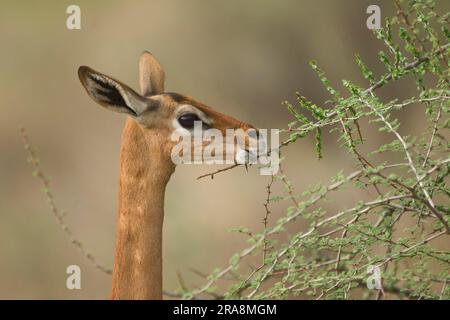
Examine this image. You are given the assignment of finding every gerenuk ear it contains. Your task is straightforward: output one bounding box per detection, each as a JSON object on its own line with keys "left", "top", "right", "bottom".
{"left": 139, "top": 51, "right": 165, "bottom": 96}
{"left": 78, "top": 66, "right": 158, "bottom": 117}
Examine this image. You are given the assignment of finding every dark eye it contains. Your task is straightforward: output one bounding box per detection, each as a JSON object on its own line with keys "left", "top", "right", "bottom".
{"left": 178, "top": 113, "right": 201, "bottom": 128}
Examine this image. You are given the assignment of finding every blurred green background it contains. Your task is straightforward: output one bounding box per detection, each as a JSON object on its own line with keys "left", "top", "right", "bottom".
{"left": 0, "top": 0, "right": 448, "bottom": 299}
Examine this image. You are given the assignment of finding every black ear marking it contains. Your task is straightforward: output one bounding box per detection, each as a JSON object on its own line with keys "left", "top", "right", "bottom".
{"left": 78, "top": 65, "right": 159, "bottom": 117}
{"left": 81, "top": 70, "right": 138, "bottom": 116}
{"left": 89, "top": 75, "right": 131, "bottom": 112}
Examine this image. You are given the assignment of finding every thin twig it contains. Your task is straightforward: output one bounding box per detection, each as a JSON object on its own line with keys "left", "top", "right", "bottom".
{"left": 20, "top": 127, "right": 112, "bottom": 275}
{"left": 197, "top": 164, "right": 241, "bottom": 180}
{"left": 422, "top": 105, "right": 442, "bottom": 167}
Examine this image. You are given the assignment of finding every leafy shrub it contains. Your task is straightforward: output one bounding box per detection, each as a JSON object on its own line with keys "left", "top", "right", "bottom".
{"left": 188, "top": 0, "right": 450, "bottom": 300}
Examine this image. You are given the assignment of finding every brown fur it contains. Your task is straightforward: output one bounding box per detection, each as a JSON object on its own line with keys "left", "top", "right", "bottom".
{"left": 111, "top": 119, "right": 174, "bottom": 299}
{"left": 79, "top": 52, "right": 256, "bottom": 300}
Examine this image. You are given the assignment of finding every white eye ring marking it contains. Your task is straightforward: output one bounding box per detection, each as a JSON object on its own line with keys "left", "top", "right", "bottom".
{"left": 172, "top": 104, "right": 213, "bottom": 133}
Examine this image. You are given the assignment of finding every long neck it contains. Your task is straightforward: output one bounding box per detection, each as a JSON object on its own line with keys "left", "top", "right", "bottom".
{"left": 111, "top": 119, "right": 174, "bottom": 299}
